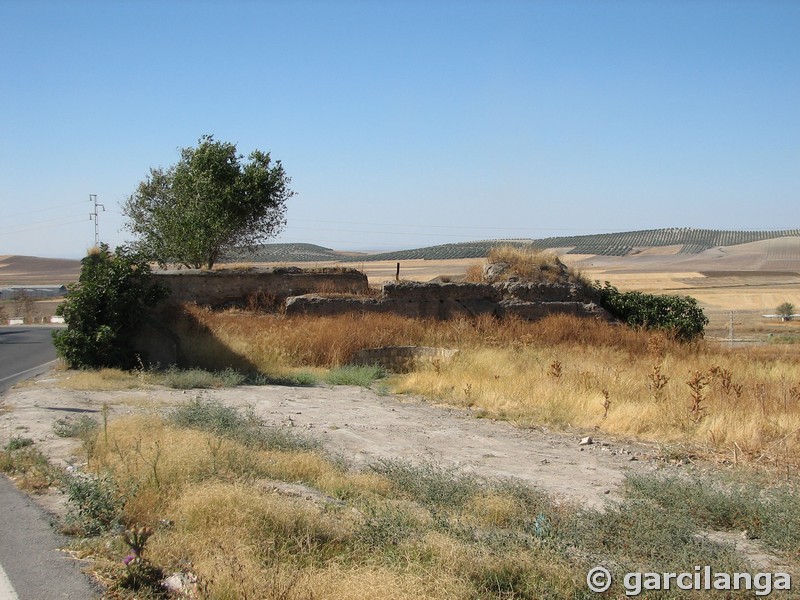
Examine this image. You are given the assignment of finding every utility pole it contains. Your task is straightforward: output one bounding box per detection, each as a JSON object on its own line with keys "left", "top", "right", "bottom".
{"left": 728, "top": 310, "right": 735, "bottom": 345}
{"left": 89, "top": 194, "right": 104, "bottom": 247}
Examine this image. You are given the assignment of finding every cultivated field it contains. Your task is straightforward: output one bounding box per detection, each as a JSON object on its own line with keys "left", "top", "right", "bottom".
{"left": 0, "top": 254, "right": 80, "bottom": 286}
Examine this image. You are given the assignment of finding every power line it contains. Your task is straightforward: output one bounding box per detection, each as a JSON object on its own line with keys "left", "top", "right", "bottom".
{"left": 0, "top": 217, "right": 88, "bottom": 236}
{"left": 291, "top": 218, "right": 620, "bottom": 233}
{"left": 0, "top": 200, "right": 86, "bottom": 220}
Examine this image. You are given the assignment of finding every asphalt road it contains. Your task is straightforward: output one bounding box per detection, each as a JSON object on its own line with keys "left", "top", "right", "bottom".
{"left": 0, "top": 326, "right": 60, "bottom": 394}
{"left": 0, "top": 325, "right": 102, "bottom": 599}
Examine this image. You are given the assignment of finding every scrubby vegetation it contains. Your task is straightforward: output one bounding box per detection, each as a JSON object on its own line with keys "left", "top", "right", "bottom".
{"left": 15, "top": 241, "right": 799, "bottom": 597}
{"left": 464, "top": 244, "right": 587, "bottom": 285}
{"left": 5, "top": 401, "right": 795, "bottom": 599}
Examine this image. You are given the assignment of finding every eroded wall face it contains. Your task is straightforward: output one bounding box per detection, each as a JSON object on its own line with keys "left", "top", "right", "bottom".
{"left": 285, "top": 281, "right": 609, "bottom": 321}
{"left": 153, "top": 268, "right": 369, "bottom": 308}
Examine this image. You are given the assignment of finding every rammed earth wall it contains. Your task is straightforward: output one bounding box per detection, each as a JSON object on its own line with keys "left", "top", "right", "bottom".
{"left": 153, "top": 267, "right": 369, "bottom": 308}
{"left": 285, "top": 281, "right": 611, "bottom": 321}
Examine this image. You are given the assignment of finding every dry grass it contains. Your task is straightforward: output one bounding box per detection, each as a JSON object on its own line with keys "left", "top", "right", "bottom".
{"left": 74, "top": 408, "right": 781, "bottom": 599}
{"left": 76, "top": 411, "right": 589, "bottom": 599}
{"left": 58, "top": 368, "right": 151, "bottom": 391}
{"left": 176, "top": 305, "right": 646, "bottom": 370}
{"left": 56, "top": 400, "right": 800, "bottom": 599}
{"left": 173, "top": 305, "right": 800, "bottom": 464}
{"left": 395, "top": 336, "right": 800, "bottom": 464}
{"left": 464, "top": 244, "right": 587, "bottom": 285}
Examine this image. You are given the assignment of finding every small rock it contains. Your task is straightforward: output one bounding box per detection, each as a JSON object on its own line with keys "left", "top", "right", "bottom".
{"left": 629, "top": 456, "right": 638, "bottom": 462}
{"left": 579, "top": 436, "right": 593, "bottom": 446}
{"left": 162, "top": 571, "right": 198, "bottom": 595}
{"left": 604, "top": 489, "right": 611, "bottom": 495}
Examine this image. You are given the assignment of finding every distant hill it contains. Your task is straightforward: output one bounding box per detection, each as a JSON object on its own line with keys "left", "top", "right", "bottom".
{"left": 5, "top": 229, "right": 799, "bottom": 285}
{"left": 221, "top": 243, "right": 365, "bottom": 263}
{"left": 0, "top": 255, "right": 81, "bottom": 286}
{"left": 235, "top": 228, "right": 800, "bottom": 262}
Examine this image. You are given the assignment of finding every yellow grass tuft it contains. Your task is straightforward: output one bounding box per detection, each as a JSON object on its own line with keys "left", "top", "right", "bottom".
{"left": 58, "top": 368, "right": 150, "bottom": 390}
{"left": 488, "top": 244, "right": 565, "bottom": 280}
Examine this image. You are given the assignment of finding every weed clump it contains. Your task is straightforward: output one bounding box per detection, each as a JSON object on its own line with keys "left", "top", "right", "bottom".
{"left": 63, "top": 473, "right": 124, "bottom": 536}
{"left": 161, "top": 366, "right": 245, "bottom": 389}
{"left": 168, "top": 395, "right": 319, "bottom": 452}
{"left": 53, "top": 415, "right": 99, "bottom": 439}
{"left": 325, "top": 364, "right": 386, "bottom": 387}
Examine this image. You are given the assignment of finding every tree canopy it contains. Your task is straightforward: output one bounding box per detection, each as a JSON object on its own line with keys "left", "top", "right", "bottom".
{"left": 123, "top": 135, "right": 294, "bottom": 269}
{"left": 777, "top": 302, "right": 796, "bottom": 321}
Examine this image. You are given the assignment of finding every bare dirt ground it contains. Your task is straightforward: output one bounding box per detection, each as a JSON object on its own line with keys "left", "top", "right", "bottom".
{"left": 3, "top": 374, "right": 661, "bottom": 513}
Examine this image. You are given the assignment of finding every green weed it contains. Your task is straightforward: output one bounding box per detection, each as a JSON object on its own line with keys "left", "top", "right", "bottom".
{"left": 326, "top": 364, "right": 386, "bottom": 387}
{"left": 53, "top": 415, "right": 99, "bottom": 439}
{"left": 169, "top": 396, "right": 319, "bottom": 452}
{"left": 161, "top": 366, "right": 245, "bottom": 389}
{"left": 4, "top": 435, "right": 34, "bottom": 451}
{"left": 369, "top": 460, "right": 479, "bottom": 509}
{"left": 64, "top": 473, "right": 124, "bottom": 536}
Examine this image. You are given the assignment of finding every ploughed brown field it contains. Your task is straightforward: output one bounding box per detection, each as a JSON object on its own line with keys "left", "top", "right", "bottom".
{"left": 2, "top": 236, "right": 799, "bottom": 338}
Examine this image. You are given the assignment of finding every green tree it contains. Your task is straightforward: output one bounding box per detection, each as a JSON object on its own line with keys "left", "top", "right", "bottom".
{"left": 53, "top": 244, "right": 168, "bottom": 369}
{"left": 777, "top": 302, "right": 796, "bottom": 321}
{"left": 123, "top": 135, "right": 294, "bottom": 269}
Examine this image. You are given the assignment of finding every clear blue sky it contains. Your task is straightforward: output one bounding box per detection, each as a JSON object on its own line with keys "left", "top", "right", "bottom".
{"left": 1, "top": 1, "right": 798, "bottom": 258}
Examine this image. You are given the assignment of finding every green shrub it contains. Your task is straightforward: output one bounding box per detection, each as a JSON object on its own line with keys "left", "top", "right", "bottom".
{"left": 64, "top": 473, "right": 124, "bottom": 536}
{"left": 369, "top": 460, "right": 479, "bottom": 509}
{"left": 0, "top": 443, "right": 59, "bottom": 490}
{"left": 247, "top": 371, "right": 319, "bottom": 386}
{"left": 162, "top": 367, "right": 218, "bottom": 389}
{"left": 53, "top": 415, "right": 99, "bottom": 439}
{"left": 593, "top": 281, "right": 708, "bottom": 341}
{"left": 624, "top": 473, "right": 800, "bottom": 555}
{"left": 53, "top": 244, "right": 168, "bottom": 369}
{"left": 4, "top": 436, "right": 34, "bottom": 451}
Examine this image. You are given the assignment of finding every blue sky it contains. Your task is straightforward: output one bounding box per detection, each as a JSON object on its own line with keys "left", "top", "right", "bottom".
{"left": 1, "top": 1, "right": 798, "bottom": 258}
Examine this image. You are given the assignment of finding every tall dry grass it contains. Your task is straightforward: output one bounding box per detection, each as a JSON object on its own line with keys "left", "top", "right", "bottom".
{"left": 396, "top": 336, "right": 800, "bottom": 464}
{"left": 176, "top": 305, "right": 647, "bottom": 370}
{"left": 464, "top": 244, "right": 588, "bottom": 285}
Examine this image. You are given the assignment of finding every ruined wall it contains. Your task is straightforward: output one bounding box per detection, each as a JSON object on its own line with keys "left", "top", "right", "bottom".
{"left": 285, "top": 280, "right": 611, "bottom": 321}
{"left": 351, "top": 346, "right": 459, "bottom": 373}
{"left": 136, "top": 267, "right": 370, "bottom": 365}
{"left": 154, "top": 267, "right": 369, "bottom": 308}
